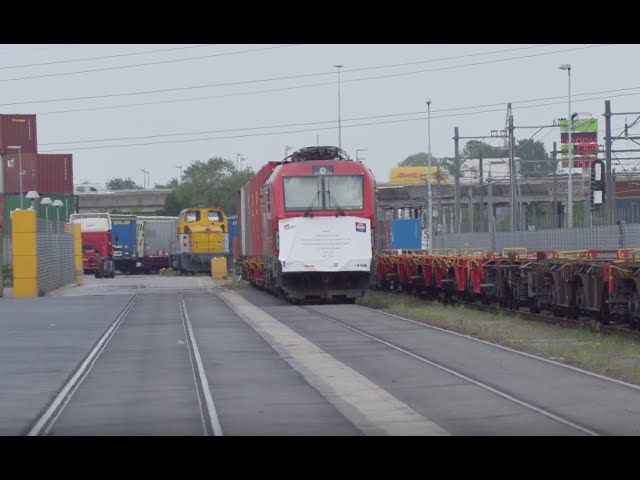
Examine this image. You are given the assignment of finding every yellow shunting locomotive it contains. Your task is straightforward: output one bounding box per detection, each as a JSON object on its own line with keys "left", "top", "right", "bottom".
{"left": 171, "top": 206, "right": 230, "bottom": 274}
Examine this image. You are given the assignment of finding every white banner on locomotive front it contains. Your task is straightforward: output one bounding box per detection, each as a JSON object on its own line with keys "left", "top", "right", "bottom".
{"left": 278, "top": 216, "right": 372, "bottom": 273}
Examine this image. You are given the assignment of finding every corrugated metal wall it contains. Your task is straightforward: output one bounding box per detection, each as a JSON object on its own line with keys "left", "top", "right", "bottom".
{"left": 36, "top": 219, "right": 75, "bottom": 294}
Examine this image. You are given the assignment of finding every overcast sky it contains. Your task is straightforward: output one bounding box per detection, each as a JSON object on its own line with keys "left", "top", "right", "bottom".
{"left": 1, "top": 44, "right": 637, "bottom": 187}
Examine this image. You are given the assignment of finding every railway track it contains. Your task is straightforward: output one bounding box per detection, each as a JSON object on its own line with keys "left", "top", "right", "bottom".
{"left": 370, "top": 287, "right": 640, "bottom": 341}
{"left": 469, "top": 301, "right": 640, "bottom": 340}
{"left": 25, "top": 291, "right": 222, "bottom": 436}
{"left": 300, "top": 305, "right": 601, "bottom": 436}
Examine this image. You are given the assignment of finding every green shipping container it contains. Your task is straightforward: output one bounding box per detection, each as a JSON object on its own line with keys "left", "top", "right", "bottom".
{"left": 1, "top": 193, "right": 78, "bottom": 234}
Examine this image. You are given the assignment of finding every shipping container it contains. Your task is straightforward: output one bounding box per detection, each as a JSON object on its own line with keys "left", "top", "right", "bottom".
{"left": 239, "top": 161, "right": 278, "bottom": 258}
{"left": 111, "top": 215, "right": 137, "bottom": 261}
{"left": 376, "top": 219, "right": 391, "bottom": 252}
{"left": 138, "top": 216, "right": 178, "bottom": 256}
{"left": 0, "top": 114, "right": 38, "bottom": 155}
{"left": 240, "top": 181, "right": 251, "bottom": 256}
{"left": 227, "top": 214, "right": 238, "bottom": 270}
{"left": 1, "top": 153, "right": 38, "bottom": 194}
{"left": 37, "top": 153, "right": 74, "bottom": 195}
{"left": 390, "top": 219, "right": 422, "bottom": 249}
{"left": 1, "top": 193, "right": 77, "bottom": 234}
{"left": 227, "top": 215, "right": 238, "bottom": 258}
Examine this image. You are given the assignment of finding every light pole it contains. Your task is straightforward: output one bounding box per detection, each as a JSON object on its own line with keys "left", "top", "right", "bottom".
{"left": 236, "top": 153, "right": 244, "bottom": 170}
{"left": 25, "top": 190, "right": 39, "bottom": 210}
{"left": 176, "top": 165, "right": 183, "bottom": 183}
{"left": 41, "top": 197, "right": 52, "bottom": 222}
{"left": 52, "top": 199, "right": 63, "bottom": 231}
{"left": 356, "top": 148, "right": 367, "bottom": 162}
{"left": 334, "top": 64, "right": 343, "bottom": 149}
{"left": 140, "top": 169, "right": 148, "bottom": 189}
{"left": 559, "top": 64, "right": 573, "bottom": 228}
{"left": 426, "top": 99, "right": 433, "bottom": 250}
{"left": 7, "top": 146, "right": 24, "bottom": 209}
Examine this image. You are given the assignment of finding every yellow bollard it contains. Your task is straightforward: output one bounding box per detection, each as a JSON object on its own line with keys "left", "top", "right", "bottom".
{"left": 210, "top": 257, "right": 227, "bottom": 279}
{"left": 12, "top": 210, "right": 37, "bottom": 298}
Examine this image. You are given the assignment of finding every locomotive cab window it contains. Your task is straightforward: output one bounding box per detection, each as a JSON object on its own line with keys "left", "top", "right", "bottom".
{"left": 283, "top": 175, "right": 364, "bottom": 212}
{"left": 186, "top": 211, "right": 200, "bottom": 222}
{"left": 283, "top": 177, "right": 323, "bottom": 211}
{"left": 325, "top": 176, "right": 363, "bottom": 210}
{"left": 208, "top": 211, "right": 221, "bottom": 222}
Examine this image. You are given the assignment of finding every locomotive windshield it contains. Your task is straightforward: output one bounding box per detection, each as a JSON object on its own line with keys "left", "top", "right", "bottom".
{"left": 283, "top": 175, "right": 363, "bottom": 212}
{"left": 185, "top": 211, "right": 200, "bottom": 222}
{"left": 208, "top": 211, "right": 222, "bottom": 222}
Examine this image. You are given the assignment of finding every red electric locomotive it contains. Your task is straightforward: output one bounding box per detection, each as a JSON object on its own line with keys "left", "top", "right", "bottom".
{"left": 237, "top": 146, "right": 376, "bottom": 303}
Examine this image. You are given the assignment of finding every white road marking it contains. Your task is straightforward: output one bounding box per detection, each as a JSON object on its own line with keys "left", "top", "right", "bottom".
{"left": 215, "top": 289, "right": 449, "bottom": 436}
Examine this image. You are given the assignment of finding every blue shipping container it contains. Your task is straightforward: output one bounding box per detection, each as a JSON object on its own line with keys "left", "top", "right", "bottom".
{"left": 112, "top": 215, "right": 137, "bottom": 261}
{"left": 390, "top": 219, "right": 421, "bottom": 249}
{"left": 227, "top": 215, "right": 238, "bottom": 258}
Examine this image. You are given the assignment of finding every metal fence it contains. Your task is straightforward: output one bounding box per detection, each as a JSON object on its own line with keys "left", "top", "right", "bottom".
{"left": 1, "top": 234, "right": 11, "bottom": 288}
{"left": 37, "top": 219, "right": 75, "bottom": 294}
{"left": 440, "top": 201, "right": 611, "bottom": 235}
{"left": 433, "top": 223, "right": 639, "bottom": 252}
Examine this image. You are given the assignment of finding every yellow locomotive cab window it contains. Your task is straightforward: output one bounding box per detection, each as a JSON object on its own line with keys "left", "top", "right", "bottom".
{"left": 208, "top": 211, "right": 222, "bottom": 222}
{"left": 186, "top": 211, "right": 200, "bottom": 222}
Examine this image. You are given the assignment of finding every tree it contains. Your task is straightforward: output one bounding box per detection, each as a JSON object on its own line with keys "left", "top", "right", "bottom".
{"left": 160, "top": 157, "right": 254, "bottom": 216}
{"left": 106, "top": 177, "right": 142, "bottom": 190}
{"left": 515, "top": 139, "right": 554, "bottom": 177}
{"left": 438, "top": 157, "right": 459, "bottom": 178}
{"left": 398, "top": 152, "right": 439, "bottom": 167}
{"left": 154, "top": 178, "right": 179, "bottom": 189}
{"left": 462, "top": 140, "right": 507, "bottom": 160}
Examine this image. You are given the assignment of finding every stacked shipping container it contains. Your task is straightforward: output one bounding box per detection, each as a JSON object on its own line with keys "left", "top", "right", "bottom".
{"left": 37, "top": 154, "right": 74, "bottom": 195}
{"left": 0, "top": 114, "right": 74, "bottom": 195}
{"left": 0, "top": 114, "right": 75, "bottom": 232}
{"left": 0, "top": 114, "right": 38, "bottom": 155}
{"left": 0, "top": 193, "right": 77, "bottom": 233}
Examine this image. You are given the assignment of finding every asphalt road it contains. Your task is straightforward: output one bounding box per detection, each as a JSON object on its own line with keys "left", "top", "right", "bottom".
{"left": 2, "top": 274, "right": 640, "bottom": 435}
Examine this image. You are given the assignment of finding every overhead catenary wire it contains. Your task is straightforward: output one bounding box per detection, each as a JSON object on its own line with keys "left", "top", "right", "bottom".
{"left": 0, "top": 44, "right": 215, "bottom": 71}
{"left": 0, "top": 44, "right": 611, "bottom": 107}
{"left": 40, "top": 87, "right": 640, "bottom": 148}
{"left": 0, "top": 45, "right": 301, "bottom": 83}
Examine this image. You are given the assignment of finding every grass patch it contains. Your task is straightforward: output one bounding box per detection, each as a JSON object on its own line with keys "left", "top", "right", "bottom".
{"left": 360, "top": 290, "right": 640, "bottom": 385}
{"left": 158, "top": 268, "right": 179, "bottom": 276}
{"left": 220, "top": 275, "right": 250, "bottom": 290}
